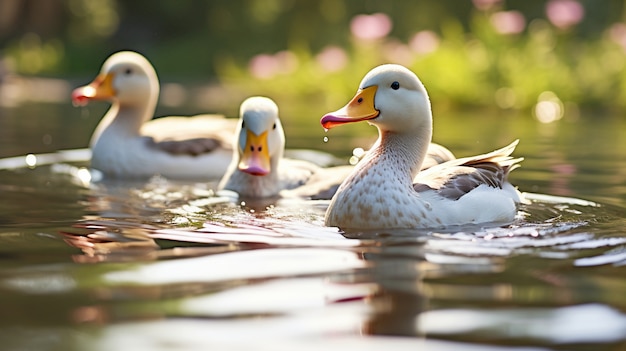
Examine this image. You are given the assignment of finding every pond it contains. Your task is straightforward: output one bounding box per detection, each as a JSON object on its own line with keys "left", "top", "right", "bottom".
{"left": 0, "top": 97, "right": 625, "bottom": 351}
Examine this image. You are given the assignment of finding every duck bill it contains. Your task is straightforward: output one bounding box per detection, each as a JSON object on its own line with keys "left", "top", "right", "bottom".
{"left": 238, "top": 130, "right": 271, "bottom": 176}
{"left": 71, "top": 73, "right": 115, "bottom": 106}
{"left": 320, "top": 85, "right": 379, "bottom": 130}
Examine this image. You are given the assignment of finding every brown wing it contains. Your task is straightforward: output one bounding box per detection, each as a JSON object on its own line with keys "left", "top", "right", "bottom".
{"left": 146, "top": 137, "right": 226, "bottom": 156}
{"left": 414, "top": 140, "right": 522, "bottom": 200}
{"left": 140, "top": 115, "right": 237, "bottom": 157}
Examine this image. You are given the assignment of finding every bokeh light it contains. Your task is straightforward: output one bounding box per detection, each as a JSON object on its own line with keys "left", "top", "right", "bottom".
{"left": 315, "top": 46, "right": 348, "bottom": 72}
{"left": 545, "top": 0, "right": 584, "bottom": 30}
{"left": 534, "top": 91, "right": 564, "bottom": 123}
{"left": 491, "top": 11, "right": 526, "bottom": 35}
{"left": 472, "top": 0, "right": 503, "bottom": 11}
{"left": 350, "top": 13, "right": 392, "bottom": 40}
{"left": 409, "top": 30, "right": 440, "bottom": 55}
{"left": 608, "top": 22, "right": 626, "bottom": 51}
{"left": 248, "top": 51, "right": 299, "bottom": 79}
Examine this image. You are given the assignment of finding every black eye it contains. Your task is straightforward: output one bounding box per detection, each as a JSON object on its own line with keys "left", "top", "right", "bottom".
{"left": 242, "top": 120, "right": 246, "bottom": 128}
{"left": 357, "top": 97, "right": 363, "bottom": 103}
{"left": 391, "top": 81, "right": 400, "bottom": 90}
{"left": 124, "top": 68, "right": 133, "bottom": 75}
{"left": 272, "top": 123, "right": 276, "bottom": 130}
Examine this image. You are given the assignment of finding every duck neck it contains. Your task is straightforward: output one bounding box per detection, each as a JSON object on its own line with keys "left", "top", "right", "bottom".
{"left": 363, "top": 127, "right": 432, "bottom": 183}
{"left": 90, "top": 98, "right": 156, "bottom": 147}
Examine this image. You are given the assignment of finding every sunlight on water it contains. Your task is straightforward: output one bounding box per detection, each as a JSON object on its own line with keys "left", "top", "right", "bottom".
{"left": 0, "top": 147, "right": 625, "bottom": 350}
{"left": 418, "top": 304, "right": 626, "bottom": 343}
{"left": 24, "top": 154, "right": 37, "bottom": 168}
{"left": 104, "top": 248, "right": 364, "bottom": 285}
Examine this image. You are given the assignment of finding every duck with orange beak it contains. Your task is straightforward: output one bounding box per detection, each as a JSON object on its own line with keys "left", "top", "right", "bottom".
{"left": 72, "top": 51, "right": 236, "bottom": 179}
{"left": 321, "top": 64, "right": 523, "bottom": 229}
{"left": 218, "top": 96, "right": 355, "bottom": 199}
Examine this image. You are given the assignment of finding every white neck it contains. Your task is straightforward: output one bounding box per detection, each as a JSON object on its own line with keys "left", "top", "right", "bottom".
{"left": 347, "top": 125, "right": 431, "bottom": 188}
{"left": 90, "top": 97, "right": 157, "bottom": 147}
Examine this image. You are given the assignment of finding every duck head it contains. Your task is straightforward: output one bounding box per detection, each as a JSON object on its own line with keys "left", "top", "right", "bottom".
{"left": 321, "top": 64, "right": 432, "bottom": 134}
{"left": 72, "top": 51, "right": 158, "bottom": 110}
{"left": 236, "top": 96, "right": 285, "bottom": 176}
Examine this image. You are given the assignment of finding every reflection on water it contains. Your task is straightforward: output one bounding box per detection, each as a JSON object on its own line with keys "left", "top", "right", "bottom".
{"left": 0, "top": 161, "right": 624, "bottom": 350}
{"left": 1, "top": 104, "right": 626, "bottom": 350}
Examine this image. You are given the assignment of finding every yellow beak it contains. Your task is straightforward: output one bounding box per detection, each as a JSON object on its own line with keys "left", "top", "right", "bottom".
{"left": 239, "top": 129, "right": 271, "bottom": 176}
{"left": 320, "top": 85, "right": 379, "bottom": 129}
{"left": 71, "top": 72, "right": 116, "bottom": 106}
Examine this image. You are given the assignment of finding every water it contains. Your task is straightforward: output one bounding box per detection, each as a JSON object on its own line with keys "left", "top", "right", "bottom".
{"left": 0, "top": 102, "right": 625, "bottom": 351}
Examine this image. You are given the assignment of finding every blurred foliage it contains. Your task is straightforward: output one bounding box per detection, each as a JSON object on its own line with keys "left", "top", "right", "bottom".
{"left": 2, "top": 0, "right": 626, "bottom": 112}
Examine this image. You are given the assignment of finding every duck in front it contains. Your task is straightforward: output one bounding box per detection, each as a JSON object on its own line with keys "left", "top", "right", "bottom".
{"left": 321, "top": 64, "right": 523, "bottom": 229}
{"left": 72, "top": 51, "right": 236, "bottom": 179}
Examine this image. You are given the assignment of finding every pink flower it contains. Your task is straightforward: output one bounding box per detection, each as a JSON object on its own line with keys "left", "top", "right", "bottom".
{"left": 350, "top": 13, "right": 392, "bottom": 40}
{"left": 248, "top": 54, "right": 277, "bottom": 79}
{"left": 609, "top": 22, "right": 626, "bottom": 50}
{"left": 316, "top": 46, "right": 348, "bottom": 72}
{"left": 248, "top": 51, "right": 298, "bottom": 79}
{"left": 383, "top": 41, "right": 413, "bottom": 65}
{"left": 472, "top": 0, "right": 502, "bottom": 11}
{"left": 273, "top": 50, "right": 298, "bottom": 74}
{"left": 409, "top": 30, "right": 440, "bottom": 54}
{"left": 490, "top": 11, "right": 526, "bottom": 35}
{"left": 546, "top": 0, "right": 584, "bottom": 29}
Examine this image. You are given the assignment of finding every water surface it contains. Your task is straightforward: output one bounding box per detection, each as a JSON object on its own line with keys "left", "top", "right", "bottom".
{"left": 0, "top": 102, "right": 625, "bottom": 350}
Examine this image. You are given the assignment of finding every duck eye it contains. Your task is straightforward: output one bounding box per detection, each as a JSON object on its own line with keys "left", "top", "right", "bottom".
{"left": 124, "top": 68, "right": 133, "bottom": 75}
{"left": 391, "top": 81, "right": 400, "bottom": 90}
{"left": 272, "top": 123, "right": 276, "bottom": 130}
{"left": 242, "top": 120, "right": 246, "bottom": 128}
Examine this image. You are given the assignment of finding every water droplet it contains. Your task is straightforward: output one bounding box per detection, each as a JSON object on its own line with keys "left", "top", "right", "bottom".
{"left": 25, "top": 154, "right": 37, "bottom": 168}
{"left": 352, "top": 147, "right": 365, "bottom": 158}
{"left": 76, "top": 167, "right": 92, "bottom": 187}
{"left": 323, "top": 136, "right": 329, "bottom": 143}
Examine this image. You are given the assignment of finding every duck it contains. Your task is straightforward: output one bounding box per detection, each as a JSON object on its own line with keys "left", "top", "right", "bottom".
{"left": 217, "top": 96, "right": 456, "bottom": 200}
{"left": 218, "top": 96, "right": 354, "bottom": 199}
{"left": 320, "top": 64, "right": 523, "bottom": 229}
{"left": 72, "top": 51, "right": 236, "bottom": 179}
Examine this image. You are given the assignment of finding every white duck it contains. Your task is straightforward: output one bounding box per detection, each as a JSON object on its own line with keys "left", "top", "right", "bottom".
{"left": 321, "top": 64, "right": 523, "bottom": 229}
{"left": 72, "top": 51, "right": 236, "bottom": 179}
{"left": 218, "top": 96, "right": 354, "bottom": 199}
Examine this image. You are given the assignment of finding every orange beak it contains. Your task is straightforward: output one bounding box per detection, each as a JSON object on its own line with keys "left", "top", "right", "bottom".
{"left": 71, "top": 72, "right": 116, "bottom": 106}
{"left": 320, "top": 85, "right": 379, "bottom": 130}
{"left": 239, "top": 129, "right": 271, "bottom": 176}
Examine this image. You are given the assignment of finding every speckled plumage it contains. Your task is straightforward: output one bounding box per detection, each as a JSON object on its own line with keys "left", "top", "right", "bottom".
{"left": 322, "top": 64, "right": 522, "bottom": 229}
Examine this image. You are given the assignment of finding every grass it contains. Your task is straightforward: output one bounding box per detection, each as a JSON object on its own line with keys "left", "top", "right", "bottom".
{"left": 215, "top": 14, "right": 626, "bottom": 115}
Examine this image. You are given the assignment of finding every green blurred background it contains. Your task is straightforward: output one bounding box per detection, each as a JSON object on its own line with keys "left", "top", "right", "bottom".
{"left": 3, "top": 0, "right": 626, "bottom": 112}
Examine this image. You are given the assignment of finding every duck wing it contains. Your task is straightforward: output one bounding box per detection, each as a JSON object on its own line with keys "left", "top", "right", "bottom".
{"left": 421, "top": 142, "right": 456, "bottom": 170}
{"left": 141, "top": 115, "right": 237, "bottom": 156}
{"left": 414, "top": 140, "right": 522, "bottom": 200}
